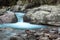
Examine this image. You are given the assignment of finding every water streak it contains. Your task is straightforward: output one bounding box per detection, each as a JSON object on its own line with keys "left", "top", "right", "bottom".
{"left": 0, "top": 11, "right": 47, "bottom": 29}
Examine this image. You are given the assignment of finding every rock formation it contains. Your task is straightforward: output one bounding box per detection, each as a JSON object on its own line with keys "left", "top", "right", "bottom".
{"left": 23, "top": 5, "right": 60, "bottom": 26}
{"left": 0, "top": 11, "right": 17, "bottom": 23}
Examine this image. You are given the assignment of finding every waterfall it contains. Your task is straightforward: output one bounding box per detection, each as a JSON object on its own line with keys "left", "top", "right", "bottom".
{"left": 15, "top": 12, "right": 24, "bottom": 22}
{"left": 0, "top": 11, "right": 47, "bottom": 29}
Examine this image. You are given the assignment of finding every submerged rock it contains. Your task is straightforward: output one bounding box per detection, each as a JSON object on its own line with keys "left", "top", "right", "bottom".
{"left": 23, "top": 5, "right": 60, "bottom": 26}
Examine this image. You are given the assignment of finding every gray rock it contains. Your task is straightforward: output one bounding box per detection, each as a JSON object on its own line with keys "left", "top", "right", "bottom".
{"left": 10, "top": 5, "right": 22, "bottom": 12}
{"left": 10, "top": 36, "right": 24, "bottom": 40}
{"left": 23, "top": 5, "right": 60, "bottom": 26}
{"left": 56, "top": 38, "right": 60, "bottom": 40}
{"left": 0, "top": 11, "right": 17, "bottom": 23}
{"left": 17, "top": 0, "right": 23, "bottom": 6}
{"left": 48, "top": 34, "right": 58, "bottom": 39}
{"left": 0, "top": 27, "right": 59, "bottom": 40}
{"left": 10, "top": 0, "right": 25, "bottom": 12}
{"left": 40, "top": 37, "right": 49, "bottom": 40}
{"left": 10, "top": 0, "right": 39, "bottom": 12}
{"left": 0, "top": 8, "right": 6, "bottom": 16}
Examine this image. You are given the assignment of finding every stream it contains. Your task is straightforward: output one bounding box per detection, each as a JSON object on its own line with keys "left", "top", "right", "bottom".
{"left": 0, "top": 11, "right": 59, "bottom": 40}
{"left": 0, "top": 11, "right": 47, "bottom": 29}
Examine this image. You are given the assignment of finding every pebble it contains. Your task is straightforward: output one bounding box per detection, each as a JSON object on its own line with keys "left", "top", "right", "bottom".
{"left": 0, "top": 27, "right": 60, "bottom": 40}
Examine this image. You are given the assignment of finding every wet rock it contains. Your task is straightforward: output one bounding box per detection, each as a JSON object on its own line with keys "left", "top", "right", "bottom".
{"left": 0, "top": 8, "right": 6, "bottom": 16}
{"left": 25, "top": 30, "right": 36, "bottom": 40}
{"left": 25, "top": 30, "right": 35, "bottom": 37}
{"left": 10, "top": 0, "right": 25, "bottom": 12}
{"left": 50, "top": 28, "right": 58, "bottom": 34}
{"left": 0, "top": 11, "right": 17, "bottom": 23}
{"left": 10, "top": 5, "right": 22, "bottom": 12}
{"left": 0, "top": 29, "right": 3, "bottom": 31}
{"left": 11, "top": 0, "right": 40, "bottom": 12}
{"left": 58, "top": 32, "right": 60, "bottom": 35}
{"left": 43, "top": 28, "right": 49, "bottom": 33}
{"left": 40, "top": 37, "right": 49, "bottom": 40}
{"left": 23, "top": 5, "right": 60, "bottom": 26}
{"left": 10, "top": 36, "right": 24, "bottom": 40}
{"left": 56, "top": 38, "right": 60, "bottom": 40}
{"left": 0, "top": 27, "right": 59, "bottom": 40}
{"left": 17, "top": 0, "right": 23, "bottom": 6}
{"left": 48, "top": 34, "right": 58, "bottom": 40}
{"left": 10, "top": 37, "right": 17, "bottom": 40}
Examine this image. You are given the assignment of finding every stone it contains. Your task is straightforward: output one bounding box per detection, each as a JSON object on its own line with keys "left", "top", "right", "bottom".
{"left": 10, "top": 5, "right": 21, "bottom": 12}
{"left": 0, "top": 27, "right": 59, "bottom": 40}
{"left": 17, "top": 0, "right": 23, "bottom": 6}
{"left": 50, "top": 28, "right": 58, "bottom": 34}
{"left": 10, "top": 37, "right": 17, "bottom": 40}
{"left": 56, "top": 38, "right": 60, "bottom": 40}
{"left": 0, "top": 11, "right": 17, "bottom": 23}
{"left": 40, "top": 37, "right": 49, "bottom": 40}
{"left": 23, "top": 5, "right": 60, "bottom": 26}
{"left": 9, "top": 33, "right": 25, "bottom": 40}
{"left": 0, "top": 8, "right": 6, "bottom": 16}
{"left": 48, "top": 34, "right": 58, "bottom": 39}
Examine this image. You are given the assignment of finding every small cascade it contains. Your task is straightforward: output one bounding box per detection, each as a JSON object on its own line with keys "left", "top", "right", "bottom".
{"left": 15, "top": 12, "right": 24, "bottom": 22}
{"left": 0, "top": 11, "right": 47, "bottom": 29}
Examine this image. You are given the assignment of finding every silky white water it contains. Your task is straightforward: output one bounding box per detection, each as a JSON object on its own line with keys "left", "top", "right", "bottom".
{"left": 0, "top": 11, "right": 47, "bottom": 29}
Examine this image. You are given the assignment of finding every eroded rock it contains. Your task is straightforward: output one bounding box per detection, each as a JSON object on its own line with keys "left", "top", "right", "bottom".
{"left": 0, "top": 11, "right": 17, "bottom": 23}
{"left": 23, "top": 5, "right": 60, "bottom": 26}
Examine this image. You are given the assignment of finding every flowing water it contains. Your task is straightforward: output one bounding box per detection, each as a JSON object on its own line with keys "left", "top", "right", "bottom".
{"left": 0, "top": 11, "right": 47, "bottom": 29}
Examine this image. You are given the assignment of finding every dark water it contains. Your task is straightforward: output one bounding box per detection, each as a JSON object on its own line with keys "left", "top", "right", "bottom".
{"left": 0, "top": 11, "right": 47, "bottom": 29}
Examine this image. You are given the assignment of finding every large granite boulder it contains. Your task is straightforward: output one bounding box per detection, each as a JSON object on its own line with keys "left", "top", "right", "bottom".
{"left": 0, "top": 11, "right": 17, "bottom": 23}
{"left": 23, "top": 5, "right": 60, "bottom": 26}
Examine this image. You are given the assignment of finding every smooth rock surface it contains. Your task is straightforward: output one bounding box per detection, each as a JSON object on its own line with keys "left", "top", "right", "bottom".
{"left": 0, "top": 8, "right": 6, "bottom": 16}
{"left": 0, "top": 11, "right": 17, "bottom": 23}
{"left": 23, "top": 5, "right": 60, "bottom": 26}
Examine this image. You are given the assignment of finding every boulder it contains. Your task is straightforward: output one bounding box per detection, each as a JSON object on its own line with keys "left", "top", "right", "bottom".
{"left": 0, "top": 8, "right": 6, "bottom": 16}
{"left": 40, "top": 37, "right": 49, "bottom": 40}
{"left": 0, "top": 11, "right": 17, "bottom": 23}
{"left": 10, "top": 5, "right": 21, "bottom": 12}
{"left": 56, "top": 38, "right": 60, "bottom": 40}
{"left": 10, "top": 36, "right": 23, "bottom": 40}
{"left": 17, "top": 0, "right": 23, "bottom": 6}
{"left": 10, "top": 0, "right": 40, "bottom": 12}
{"left": 23, "top": 5, "right": 60, "bottom": 26}
{"left": 10, "top": 0, "right": 24, "bottom": 12}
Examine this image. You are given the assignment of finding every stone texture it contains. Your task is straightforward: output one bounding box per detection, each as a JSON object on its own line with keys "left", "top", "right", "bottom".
{"left": 23, "top": 5, "right": 60, "bottom": 26}
{"left": 0, "top": 11, "right": 17, "bottom": 23}
{"left": 0, "top": 8, "right": 6, "bottom": 16}
{"left": 0, "top": 27, "right": 60, "bottom": 40}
